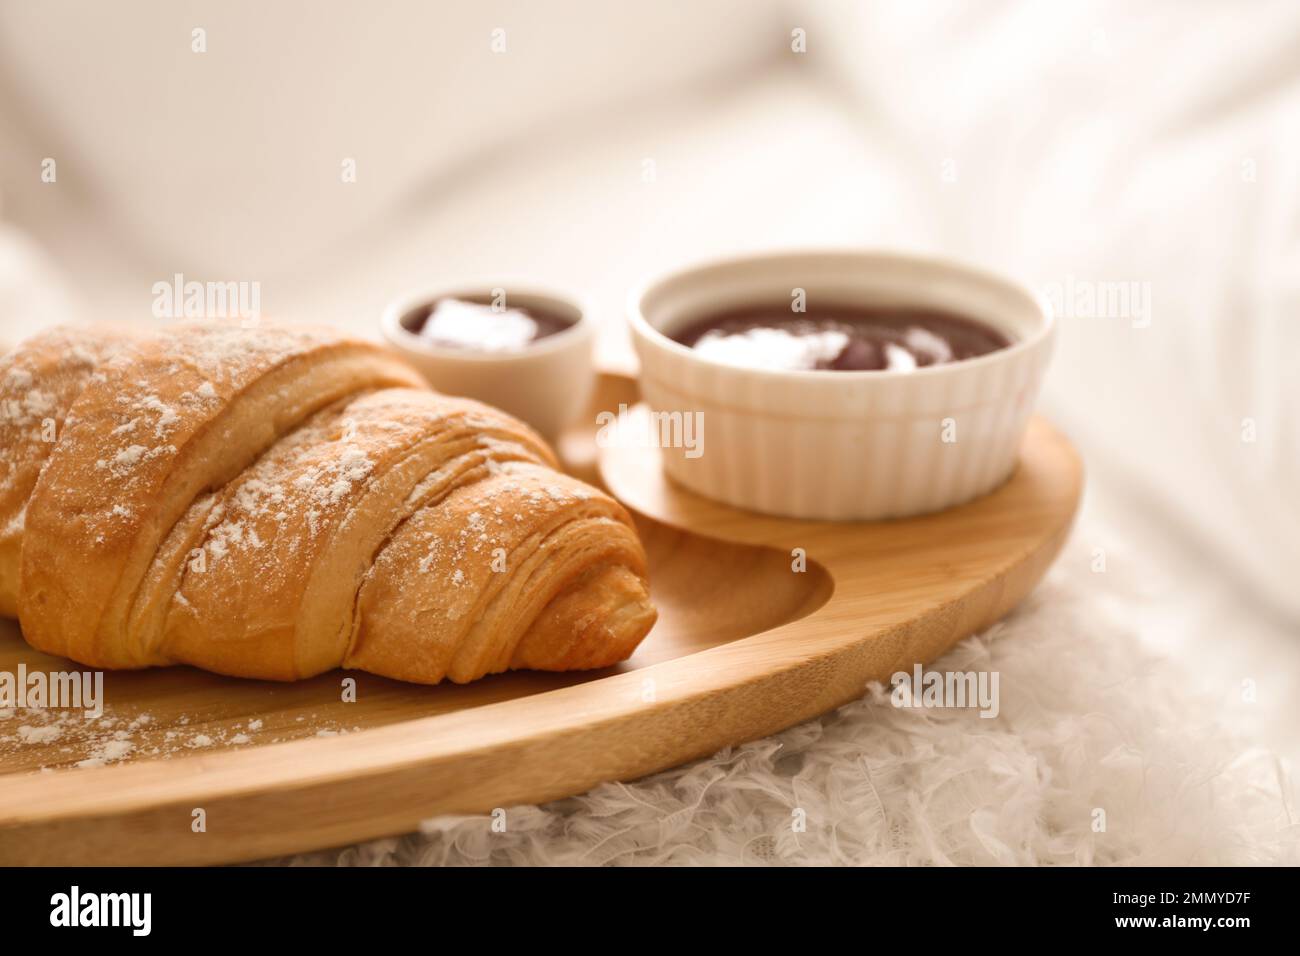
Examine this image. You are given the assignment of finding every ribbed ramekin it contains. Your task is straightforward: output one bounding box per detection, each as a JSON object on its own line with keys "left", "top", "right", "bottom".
{"left": 628, "top": 250, "right": 1056, "bottom": 521}
{"left": 380, "top": 283, "right": 595, "bottom": 441}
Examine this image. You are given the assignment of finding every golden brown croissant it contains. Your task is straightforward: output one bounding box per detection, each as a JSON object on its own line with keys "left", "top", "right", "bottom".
{"left": 0, "top": 322, "right": 656, "bottom": 683}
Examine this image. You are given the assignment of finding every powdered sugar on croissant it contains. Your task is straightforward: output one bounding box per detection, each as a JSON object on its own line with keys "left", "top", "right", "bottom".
{"left": 0, "top": 322, "right": 656, "bottom": 683}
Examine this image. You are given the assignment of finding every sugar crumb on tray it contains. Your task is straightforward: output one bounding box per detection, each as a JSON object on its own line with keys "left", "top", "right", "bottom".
{"left": 0, "top": 702, "right": 353, "bottom": 773}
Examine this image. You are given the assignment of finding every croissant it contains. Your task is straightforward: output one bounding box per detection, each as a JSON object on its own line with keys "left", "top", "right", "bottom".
{"left": 0, "top": 322, "right": 656, "bottom": 683}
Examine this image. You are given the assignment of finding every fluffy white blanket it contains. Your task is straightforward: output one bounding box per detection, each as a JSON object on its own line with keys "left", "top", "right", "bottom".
{"left": 278, "top": 528, "right": 1299, "bottom": 866}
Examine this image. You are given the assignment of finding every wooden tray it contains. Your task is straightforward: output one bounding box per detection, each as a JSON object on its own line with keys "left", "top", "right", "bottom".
{"left": 0, "top": 374, "right": 1082, "bottom": 865}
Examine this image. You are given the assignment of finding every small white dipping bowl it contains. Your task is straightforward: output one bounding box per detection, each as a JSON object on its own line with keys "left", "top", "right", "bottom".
{"left": 381, "top": 285, "right": 595, "bottom": 441}
{"left": 628, "top": 249, "right": 1057, "bottom": 521}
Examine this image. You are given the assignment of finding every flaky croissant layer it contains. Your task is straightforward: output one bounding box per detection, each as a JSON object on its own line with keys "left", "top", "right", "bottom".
{"left": 0, "top": 322, "right": 656, "bottom": 683}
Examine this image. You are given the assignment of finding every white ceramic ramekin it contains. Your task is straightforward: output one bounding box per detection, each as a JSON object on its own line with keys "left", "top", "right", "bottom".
{"left": 381, "top": 284, "right": 595, "bottom": 441}
{"left": 628, "top": 250, "right": 1056, "bottom": 520}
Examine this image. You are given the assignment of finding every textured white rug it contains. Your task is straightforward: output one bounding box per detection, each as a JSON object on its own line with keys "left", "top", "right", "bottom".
{"left": 275, "top": 527, "right": 1300, "bottom": 867}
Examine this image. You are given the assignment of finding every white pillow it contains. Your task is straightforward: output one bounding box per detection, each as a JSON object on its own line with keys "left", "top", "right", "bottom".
{"left": 0, "top": 0, "right": 779, "bottom": 278}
